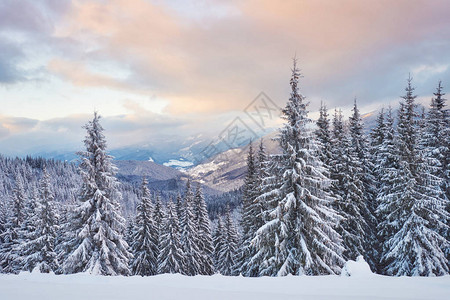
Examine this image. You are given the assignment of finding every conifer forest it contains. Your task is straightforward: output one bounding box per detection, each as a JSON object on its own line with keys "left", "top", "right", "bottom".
{"left": 1, "top": 2, "right": 450, "bottom": 299}
{"left": 1, "top": 60, "right": 448, "bottom": 279}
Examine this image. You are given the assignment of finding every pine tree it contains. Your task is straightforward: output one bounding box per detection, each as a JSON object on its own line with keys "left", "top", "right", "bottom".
{"left": 217, "top": 206, "right": 238, "bottom": 275}
{"left": 255, "top": 139, "right": 270, "bottom": 226}
{"left": 380, "top": 77, "right": 449, "bottom": 276}
{"left": 348, "top": 100, "right": 378, "bottom": 269}
{"left": 130, "top": 177, "right": 158, "bottom": 276}
{"left": 125, "top": 219, "right": 135, "bottom": 250}
{"left": 158, "top": 200, "right": 184, "bottom": 274}
{"left": 0, "top": 199, "right": 6, "bottom": 248}
{"left": 63, "top": 112, "right": 131, "bottom": 275}
{"left": 424, "top": 81, "right": 449, "bottom": 257}
{"left": 14, "top": 184, "right": 39, "bottom": 272}
{"left": 180, "top": 179, "right": 201, "bottom": 276}
{"left": 0, "top": 174, "right": 27, "bottom": 274}
{"left": 370, "top": 108, "right": 386, "bottom": 194}
{"left": 237, "top": 142, "right": 259, "bottom": 276}
{"left": 251, "top": 59, "right": 344, "bottom": 276}
{"left": 237, "top": 139, "right": 269, "bottom": 277}
{"left": 213, "top": 217, "right": 225, "bottom": 272}
{"left": 374, "top": 107, "right": 400, "bottom": 273}
{"left": 176, "top": 192, "right": 183, "bottom": 223}
{"left": 330, "top": 108, "right": 368, "bottom": 263}
{"left": 55, "top": 201, "right": 75, "bottom": 274}
{"left": 18, "top": 168, "right": 59, "bottom": 273}
{"left": 153, "top": 192, "right": 165, "bottom": 262}
{"left": 193, "top": 183, "right": 215, "bottom": 275}
{"left": 315, "top": 102, "right": 333, "bottom": 168}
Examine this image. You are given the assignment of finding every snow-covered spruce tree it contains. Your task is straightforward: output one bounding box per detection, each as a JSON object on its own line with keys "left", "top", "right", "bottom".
{"left": 256, "top": 139, "right": 270, "bottom": 196}
{"left": 245, "top": 140, "right": 283, "bottom": 276}
{"left": 425, "top": 82, "right": 449, "bottom": 245}
{"left": 254, "top": 139, "right": 270, "bottom": 225}
{"left": 217, "top": 206, "right": 239, "bottom": 275}
{"left": 329, "top": 108, "right": 369, "bottom": 263}
{"left": 63, "top": 112, "right": 131, "bottom": 275}
{"left": 375, "top": 106, "right": 409, "bottom": 271}
{"left": 193, "top": 183, "right": 215, "bottom": 275}
{"left": 237, "top": 142, "right": 259, "bottom": 276}
{"left": 348, "top": 100, "right": 378, "bottom": 270}
{"left": 0, "top": 174, "right": 27, "bottom": 274}
{"left": 213, "top": 217, "right": 225, "bottom": 272}
{"left": 18, "top": 168, "right": 59, "bottom": 273}
{"left": 55, "top": 200, "right": 75, "bottom": 274}
{"left": 380, "top": 77, "right": 449, "bottom": 276}
{"left": 158, "top": 200, "right": 184, "bottom": 274}
{"left": 153, "top": 192, "right": 165, "bottom": 262}
{"left": 180, "top": 179, "right": 201, "bottom": 275}
{"left": 315, "top": 102, "right": 334, "bottom": 169}
{"left": 130, "top": 177, "right": 158, "bottom": 276}
{"left": 369, "top": 108, "right": 386, "bottom": 193}
{"left": 14, "top": 184, "right": 39, "bottom": 272}
{"left": 238, "top": 140, "right": 270, "bottom": 277}
{"left": 125, "top": 219, "right": 135, "bottom": 250}
{"left": 175, "top": 192, "right": 183, "bottom": 224}
{"left": 0, "top": 199, "right": 6, "bottom": 248}
{"left": 252, "top": 59, "right": 344, "bottom": 276}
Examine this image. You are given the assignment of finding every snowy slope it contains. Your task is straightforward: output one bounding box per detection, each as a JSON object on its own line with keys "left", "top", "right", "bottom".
{"left": 188, "top": 131, "right": 280, "bottom": 192}
{"left": 187, "top": 110, "right": 382, "bottom": 193}
{"left": 1, "top": 271, "right": 448, "bottom": 300}
{"left": 114, "top": 160, "right": 183, "bottom": 182}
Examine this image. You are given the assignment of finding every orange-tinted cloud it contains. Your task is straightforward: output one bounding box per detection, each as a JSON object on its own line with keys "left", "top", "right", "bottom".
{"left": 48, "top": 58, "right": 129, "bottom": 89}
{"left": 48, "top": 0, "right": 450, "bottom": 114}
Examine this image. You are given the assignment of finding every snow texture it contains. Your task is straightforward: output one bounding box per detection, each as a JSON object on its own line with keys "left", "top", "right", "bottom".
{"left": 0, "top": 272, "right": 448, "bottom": 300}
{"left": 341, "top": 256, "right": 373, "bottom": 277}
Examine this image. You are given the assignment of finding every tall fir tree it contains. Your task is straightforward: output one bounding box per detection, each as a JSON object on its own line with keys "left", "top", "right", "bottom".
{"left": 14, "top": 184, "right": 39, "bottom": 272}
{"left": 18, "top": 168, "right": 59, "bottom": 273}
{"left": 0, "top": 174, "right": 27, "bottom": 274}
{"left": 238, "top": 140, "right": 269, "bottom": 277}
{"left": 379, "top": 77, "right": 449, "bottom": 276}
{"left": 424, "top": 81, "right": 449, "bottom": 258}
{"left": 251, "top": 59, "right": 344, "bottom": 276}
{"left": 330, "top": 108, "right": 369, "bottom": 263}
{"left": 180, "top": 179, "right": 201, "bottom": 276}
{"left": 153, "top": 192, "right": 165, "bottom": 261}
{"left": 193, "top": 183, "right": 215, "bottom": 275}
{"left": 217, "top": 206, "right": 239, "bottom": 276}
{"left": 130, "top": 177, "right": 158, "bottom": 276}
{"left": 369, "top": 108, "right": 386, "bottom": 195}
{"left": 63, "top": 112, "right": 131, "bottom": 275}
{"left": 175, "top": 193, "right": 183, "bottom": 226}
{"left": 125, "top": 219, "right": 135, "bottom": 251}
{"left": 315, "top": 102, "right": 333, "bottom": 169}
{"left": 158, "top": 200, "right": 184, "bottom": 274}
{"left": 348, "top": 100, "right": 378, "bottom": 270}
{"left": 237, "top": 142, "right": 259, "bottom": 276}
{"left": 255, "top": 139, "right": 270, "bottom": 226}
{"left": 213, "top": 217, "right": 225, "bottom": 272}
{"left": 374, "top": 107, "right": 400, "bottom": 272}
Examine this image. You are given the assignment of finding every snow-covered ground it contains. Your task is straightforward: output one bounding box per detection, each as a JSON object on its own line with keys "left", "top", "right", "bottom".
{"left": 1, "top": 271, "right": 448, "bottom": 300}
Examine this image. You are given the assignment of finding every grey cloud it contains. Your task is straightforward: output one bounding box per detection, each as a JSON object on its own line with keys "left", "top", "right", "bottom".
{"left": 0, "top": 0, "right": 72, "bottom": 84}
{"left": 0, "top": 0, "right": 70, "bottom": 33}
{"left": 0, "top": 41, "right": 25, "bottom": 84}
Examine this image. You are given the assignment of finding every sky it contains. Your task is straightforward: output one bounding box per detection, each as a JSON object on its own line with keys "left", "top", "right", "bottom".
{"left": 1, "top": 0, "right": 450, "bottom": 157}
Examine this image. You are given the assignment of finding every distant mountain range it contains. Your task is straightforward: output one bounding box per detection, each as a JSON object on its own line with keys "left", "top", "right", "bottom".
{"left": 186, "top": 109, "right": 381, "bottom": 192}
{"left": 28, "top": 108, "right": 383, "bottom": 196}
{"left": 187, "top": 131, "right": 280, "bottom": 193}
{"left": 33, "top": 129, "right": 269, "bottom": 170}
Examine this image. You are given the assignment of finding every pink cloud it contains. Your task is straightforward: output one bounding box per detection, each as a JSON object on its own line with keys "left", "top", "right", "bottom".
{"left": 49, "top": 0, "right": 450, "bottom": 114}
